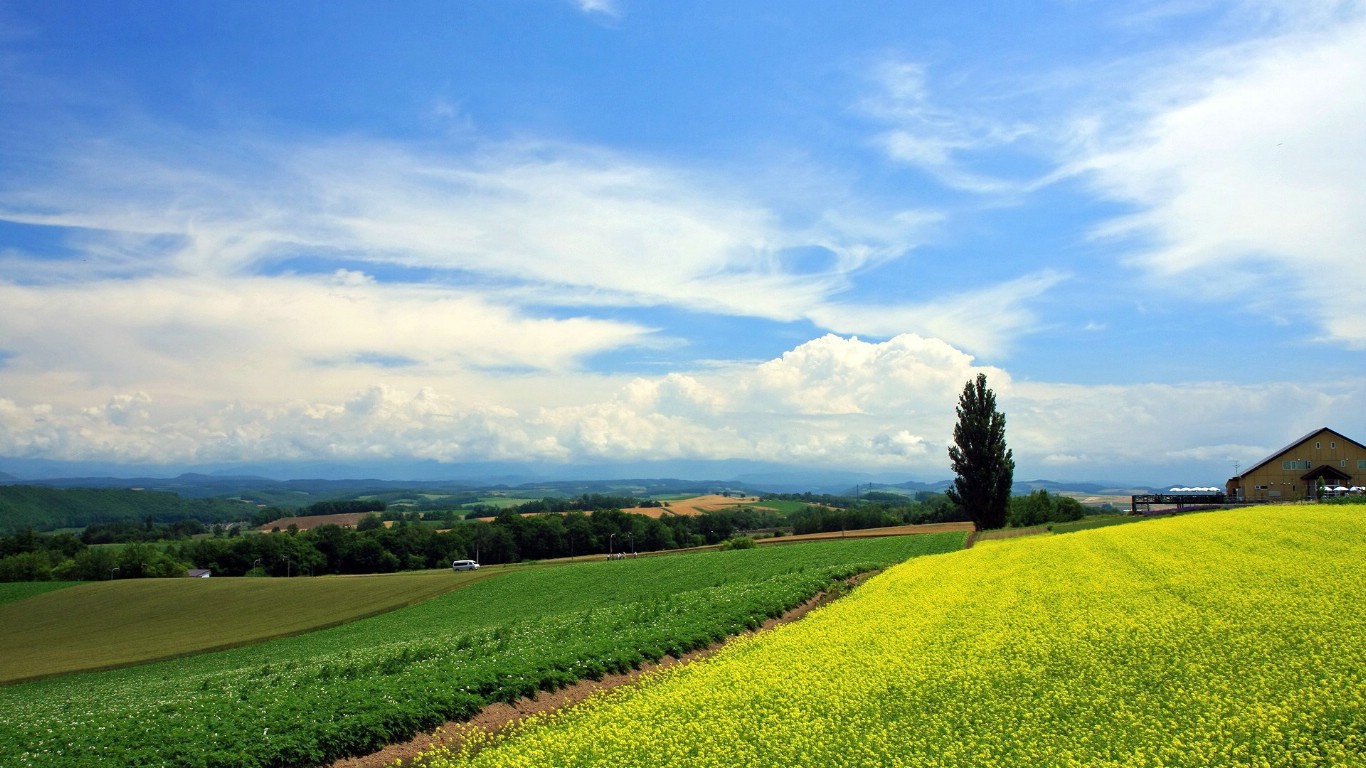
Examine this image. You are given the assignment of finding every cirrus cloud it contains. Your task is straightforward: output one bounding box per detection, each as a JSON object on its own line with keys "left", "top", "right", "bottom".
{"left": 1079, "top": 10, "right": 1366, "bottom": 348}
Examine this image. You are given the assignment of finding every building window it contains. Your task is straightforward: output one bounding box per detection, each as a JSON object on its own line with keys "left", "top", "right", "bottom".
{"left": 1331, "top": 441, "right": 1336, "bottom": 449}
{"left": 1316, "top": 441, "right": 1321, "bottom": 449}
{"left": 1359, "top": 459, "right": 1366, "bottom": 469}
{"left": 1343, "top": 460, "right": 1349, "bottom": 468}
{"left": 1282, "top": 460, "right": 1311, "bottom": 470}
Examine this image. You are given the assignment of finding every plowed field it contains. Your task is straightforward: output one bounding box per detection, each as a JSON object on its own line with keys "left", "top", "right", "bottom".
{"left": 623, "top": 494, "right": 766, "bottom": 518}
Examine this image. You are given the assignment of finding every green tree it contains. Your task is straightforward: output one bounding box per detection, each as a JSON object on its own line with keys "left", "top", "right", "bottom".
{"left": 69, "top": 546, "right": 120, "bottom": 581}
{"left": 946, "top": 373, "right": 1015, "bottom": 530}
{"left": 1008, "top": 489, "right": 1054, "bottom": 528}
{"left": 0, "top": 551, "right": 53, "bottom": 581}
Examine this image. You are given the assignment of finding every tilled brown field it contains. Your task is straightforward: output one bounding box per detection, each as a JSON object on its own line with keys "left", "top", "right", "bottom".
{"left": 621, "top": 494, "right": 767, "bottom": 518}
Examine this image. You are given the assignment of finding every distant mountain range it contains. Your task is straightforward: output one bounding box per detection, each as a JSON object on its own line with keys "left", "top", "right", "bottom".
{"left": 0, "top": 464, "right": 1164, "bottom": 500}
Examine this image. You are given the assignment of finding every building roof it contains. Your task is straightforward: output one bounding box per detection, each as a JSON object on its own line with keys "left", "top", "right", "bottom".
{"left": 1239, "top": 427, "right": 1366, "bottom": 478}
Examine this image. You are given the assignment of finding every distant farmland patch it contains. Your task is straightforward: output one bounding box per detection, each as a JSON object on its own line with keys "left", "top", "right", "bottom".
{"left": 257, "top": 512, "right": 369, "bottom": 531}
{"left": 466, "top": 496, "right": 542, "bottom": 509}
{"left": 623, "top": 494, "right": 765, "bottom": 518}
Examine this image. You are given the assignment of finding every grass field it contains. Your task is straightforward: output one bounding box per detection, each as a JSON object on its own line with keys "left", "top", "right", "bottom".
{"left": 1048, "top": 512, "right": 1143, "bottom": 533}
{"left": 415, "top": 504, "right": 1366, "bottom": 768}
{"left": 0, "top": 533, "right": 965, "bottom": 767}
{"left": 972, "top": 513, "right": 1149, "bottom": 542}
{"left": 0, "top": 569, "right": 494, "bottom": 683}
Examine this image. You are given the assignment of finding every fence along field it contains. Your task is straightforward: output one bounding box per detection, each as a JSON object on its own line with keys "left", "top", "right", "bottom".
{"left": 416, "top": 505, "right": 1366, "bottom": 768}
{"left": 0, "top": 533, "right": 965, "bottom": 768}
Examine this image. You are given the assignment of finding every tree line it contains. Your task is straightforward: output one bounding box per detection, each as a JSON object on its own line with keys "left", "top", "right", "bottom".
{"left": 0, "top": 491, "right": 976, "bottom": 581}
{"left": 0, "top": 485, "right": 249, "bottom": 534}
{"left": 0, "top": 487, "right": 1099, "bottom": 582}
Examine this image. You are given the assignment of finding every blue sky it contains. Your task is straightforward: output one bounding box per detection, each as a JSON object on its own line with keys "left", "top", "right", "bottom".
{"left": 1, "top": 0, "right": 1363, "bottom": 485}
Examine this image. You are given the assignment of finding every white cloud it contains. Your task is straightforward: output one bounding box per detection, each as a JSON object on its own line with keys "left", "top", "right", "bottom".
{"left": 862, "top": 60, "right": 1035, "bottom": 194}
{"left": 1004, "top": 378, "right": 1364, "bottom": 481}
{"left": 0, "top": 134, "right": 945, "bottom": 334}
{"left": 0, "top": 125, "right": 1060, "bottom": 362}
{"left": 573, "top": 0, "right": 619, "bottom": 18}
{"left": 0, "top": 333, "right": 986, "bottom": 469}
{"left": 1040, "top": 453, "right": 1085, "bottom": 466}
{"left": 1079, "top": 12, "right": 1366, "bottom": 347}
{"left": 0, "top": 275, "right": 650, "bottom": 410}
{"left": 1, "top": 329, "right": 1360, "bottom": 483}
{"left": 6, "top": 4, "right": 1362, "bottom": 484}
{"left": 871, "top": 430, "right": 932, "bottom": 458}
{"left": 809, "top": 271, "right": 1066, "bottom": 357}
{"left": 3, "top": 125, "right": 1076, "bottom": 469}
{"left": 740, "top": 333, "right": 992, "bottom": 416}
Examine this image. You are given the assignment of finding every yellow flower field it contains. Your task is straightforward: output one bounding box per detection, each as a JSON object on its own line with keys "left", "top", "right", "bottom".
{"left": 417, "top": 505, "right": 1366, "bottom": 767}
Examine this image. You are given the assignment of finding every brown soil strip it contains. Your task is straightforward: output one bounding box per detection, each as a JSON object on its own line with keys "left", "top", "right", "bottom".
{"left": 328, "top": 573, "right": 874, "bottom": 768}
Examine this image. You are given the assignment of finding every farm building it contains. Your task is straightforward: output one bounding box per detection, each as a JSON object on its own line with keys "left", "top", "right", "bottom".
{"left": 1226, "top": 427, "right": 1366, "bottom": 502}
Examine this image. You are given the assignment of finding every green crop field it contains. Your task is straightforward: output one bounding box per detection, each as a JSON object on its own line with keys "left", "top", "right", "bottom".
{"left": 416, "top": 505, "right": 1366, "bottom": 768}
{"left": 464, "top": 496, "right": 541, "bottom": 509}
{"left": 0, "top": 570, "right": 492, "bottom": 683}
{"left": 742, "top": 499, "right": 810, "bottom": 514}
{"left": 0, "top": 532, "right": 964, "bottom": 767}
{"left": 0, "top": 582, "right": 77, "bottom": 607}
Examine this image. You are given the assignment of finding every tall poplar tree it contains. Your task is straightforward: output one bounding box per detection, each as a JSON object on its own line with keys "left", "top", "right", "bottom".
{"left": 946, "top": 373, "right": 1015, "bottom": 530}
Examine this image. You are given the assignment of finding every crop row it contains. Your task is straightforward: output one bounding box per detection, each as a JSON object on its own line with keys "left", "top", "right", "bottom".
{"left": 415, "top": 506, "right": 1366, "bottom": 767}
{"left": 0, "top": 532, "right": 965, "bottom": 767}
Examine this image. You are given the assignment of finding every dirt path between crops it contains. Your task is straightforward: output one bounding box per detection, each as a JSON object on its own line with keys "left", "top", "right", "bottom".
{"left": 328, "top": 574, "right": 873, "bottom": 768}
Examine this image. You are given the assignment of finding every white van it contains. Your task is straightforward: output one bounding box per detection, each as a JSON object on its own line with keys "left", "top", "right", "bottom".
{"left": 451, "top": 559, "right": 481, "bottom": 571}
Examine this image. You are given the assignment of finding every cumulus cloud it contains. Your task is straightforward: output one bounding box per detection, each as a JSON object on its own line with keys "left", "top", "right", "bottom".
{"left": 0, "top": 334, "right": 981, "bottom": 469}
{"left": 0, "top": 330, "right": 1359, "bottom": 483}
{"left": 1003, "top": 378, "right": 1365, "bottom": 481}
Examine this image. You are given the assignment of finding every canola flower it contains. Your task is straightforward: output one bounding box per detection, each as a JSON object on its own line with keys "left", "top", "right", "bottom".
{"left": 417, "top": 506, "right": 1366, "bottom": 767}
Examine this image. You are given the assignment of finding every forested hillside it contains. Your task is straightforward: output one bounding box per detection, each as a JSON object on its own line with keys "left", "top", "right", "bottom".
{"left": 0, "top": 485, "right": 251, "bottom": 534}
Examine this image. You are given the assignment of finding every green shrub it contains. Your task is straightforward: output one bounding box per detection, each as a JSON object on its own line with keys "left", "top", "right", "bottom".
{"left": 1008, "top": 490, "right": 1086, "bottom": 528}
